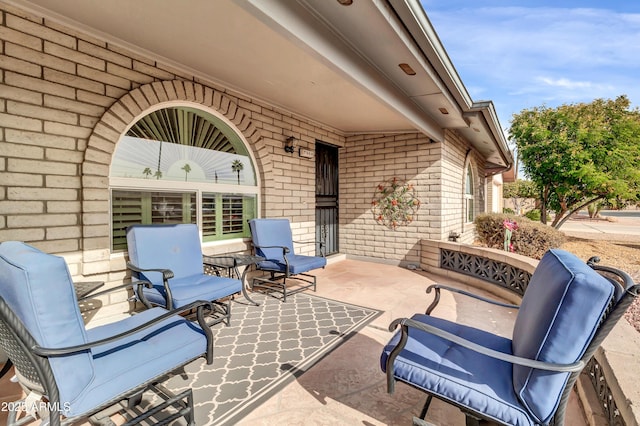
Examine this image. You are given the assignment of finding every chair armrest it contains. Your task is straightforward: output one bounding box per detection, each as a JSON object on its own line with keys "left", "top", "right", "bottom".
{"left": 388, "top": 317, "right": 583, "bottom": 373}
{"left": 32, "top": 300, "right": 215, "bottom": 364}
{"left": 252, "top": 244, "right": 290, "bottom": 255}
{"left": 588, "top": 257, "right": 637, "bottom": 295}
{"left": 425, "top": 284, "right": 520, "bottom": 315}
{"left": 127, "top": 261, "right": 174, "bottom": 280}
{"left": 252, "top": 243, "right": 292, "bottom": 275}
{"left": 127, "top": 262, "right": 176, "bottom": 309}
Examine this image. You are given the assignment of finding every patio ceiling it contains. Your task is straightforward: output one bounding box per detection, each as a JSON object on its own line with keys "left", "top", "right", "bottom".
{"left": 8, "top": 0, "right": 512, "bottom": 170}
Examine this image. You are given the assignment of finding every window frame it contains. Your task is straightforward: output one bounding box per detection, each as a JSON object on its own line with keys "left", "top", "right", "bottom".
{"left": 464, "top": 164, "right": 475, "bottom": 223}
{"left": 108, "top": 102, "right": 260, "bottom": 252}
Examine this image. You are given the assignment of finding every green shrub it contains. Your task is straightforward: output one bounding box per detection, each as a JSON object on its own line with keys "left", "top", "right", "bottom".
{"left": 502, "top": 207, "right": 515, "bottom": 214}
{"left": 474, "top": 213, "right": 565, "bottom": 259}
{"left": 524, "top": 209, "right": 541, "bottom": 221}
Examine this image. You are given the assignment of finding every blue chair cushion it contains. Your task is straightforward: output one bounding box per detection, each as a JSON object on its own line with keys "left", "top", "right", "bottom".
{"left": 127, "top": 224, "right": 205, "bottom": 284}
{"left": 249, "top": 218, "right": 294, "bottom": 262}
{"left": 512, "top": 249, "right": 614, "bottom": 424}
{"left": 0, "top": 242, "right": 210, "bottom": 419}
{"left": 257, "top": 254, "right": 327, "bottom": 275}
{"left": 141, "top": 274, "right": 242, "bottom": 307}
{"left": 72, "top": 307, "right": 208, "bottom": 417}
{"left": 381, "top": 314, "right": 535, "bottom": 426}
{"left": 0, "top": 242, "right": 93, "bottom": 407}
{"left": 126, "top": 224, "right": 242, "bottom": 307}
{"left": 249, "top": 218, "right": 326, "bottom": 275}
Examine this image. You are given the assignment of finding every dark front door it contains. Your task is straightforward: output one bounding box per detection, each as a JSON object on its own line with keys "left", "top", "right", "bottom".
{"left": 315, "top": 142, "right": 339, "bottom": 256}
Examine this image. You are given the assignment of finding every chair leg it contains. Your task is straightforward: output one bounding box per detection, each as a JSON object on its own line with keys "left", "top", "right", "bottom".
{"left": 419, "top": 395, "right": 432, "bottom": 420}
{"left": 282, "top": 277, "right": 287, "bottom": 302}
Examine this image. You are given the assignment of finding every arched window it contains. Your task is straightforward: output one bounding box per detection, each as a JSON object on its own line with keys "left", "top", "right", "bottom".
{"left": 109, "top": 106, "right": 258, "bottom": 251}
{"left": 464, "top": 164, "right": 474, "bottom": 223}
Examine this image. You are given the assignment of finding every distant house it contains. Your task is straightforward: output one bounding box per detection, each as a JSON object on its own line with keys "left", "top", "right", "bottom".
{"left": 0, "top": 0, "right": 512, "bottom": 289}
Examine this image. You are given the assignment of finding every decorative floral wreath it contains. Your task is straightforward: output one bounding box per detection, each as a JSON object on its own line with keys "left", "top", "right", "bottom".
{"left": 371, "top": 177, "right": 421, "bottom": 229}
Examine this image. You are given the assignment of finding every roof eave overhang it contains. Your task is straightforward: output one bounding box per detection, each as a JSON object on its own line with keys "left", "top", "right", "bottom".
{"left": 236, "top": 0, "right": 445, "bottom": 141}
{"left": 387, "top": 0, "right": 513, "bottom": 171}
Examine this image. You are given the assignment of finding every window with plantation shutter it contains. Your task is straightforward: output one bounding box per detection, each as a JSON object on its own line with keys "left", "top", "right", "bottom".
{"left": 112, "top": 191, "right": 144, "bottom": 251}
{"left": 202, "top": 193, "right": 217, "bottom": 239}
{"left": 222, "top": 195, "right": 245, "bottom": 235}
{"left": 109, "top": 106, "right": 258, "bottom": 251}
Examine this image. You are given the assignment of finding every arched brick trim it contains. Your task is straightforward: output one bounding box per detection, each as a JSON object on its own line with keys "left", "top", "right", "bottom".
{"left": 81, "top": 80, "right": 269, "bottom": 257}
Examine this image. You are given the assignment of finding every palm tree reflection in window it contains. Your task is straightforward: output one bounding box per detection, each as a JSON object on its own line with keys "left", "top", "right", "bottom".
{"left": 181, "top": 163, "right": 191, "bottom": 181}
{"left": 231, "top": 160, "right": 244, "bottom": 184}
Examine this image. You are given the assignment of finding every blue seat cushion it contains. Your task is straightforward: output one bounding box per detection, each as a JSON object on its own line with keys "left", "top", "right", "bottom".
{"left": 139, "top": 274, "right": 242, "bottom": 307}
{"left": 512, "top": 249, "right": 614, "bottom": 424}
{"left": 70, "top": 308, "right": 208, "bottom": 418}
{"left": 381, "top": 314, "right": 535, "bottom": 426}
{"left": 249, "top": 219, "right": 294, "bottom": 261}
{"left": 257, "top": 254, "right": 327, "bottom": 275}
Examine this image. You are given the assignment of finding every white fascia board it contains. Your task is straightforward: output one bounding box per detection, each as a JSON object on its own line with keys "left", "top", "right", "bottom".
{"left": 470, "top": 101, "right": 513, "bottom": 165}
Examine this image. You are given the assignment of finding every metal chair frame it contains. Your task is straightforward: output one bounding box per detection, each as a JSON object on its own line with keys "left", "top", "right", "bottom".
{"left": 127, "top": 260, "right": 234, "bottom": 326}
{"left": 385, "top": 258, "right": 639, "bottom": 426}
{"left": 0, "top": 281, "right": 214, "bottom": 426}
{"left": 250, "top": 240, "right": 325, "bottom": 302}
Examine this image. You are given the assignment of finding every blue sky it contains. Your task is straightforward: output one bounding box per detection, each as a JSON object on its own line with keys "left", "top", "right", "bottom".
{"left": 421, "top": 1, "right": 640, "bottom": 136}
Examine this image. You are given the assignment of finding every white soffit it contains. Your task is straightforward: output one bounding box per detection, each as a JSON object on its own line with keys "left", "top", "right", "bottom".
{"left": 6, "top": 0, "right": 417, "bottom": 133}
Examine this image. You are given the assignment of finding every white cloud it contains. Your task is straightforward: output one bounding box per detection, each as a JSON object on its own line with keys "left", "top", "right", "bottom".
{"left": 424, "top": 3, "right": 640, "bottom": 125}
{"left": 537, "top": 77, "right": 592, "bottom": 90}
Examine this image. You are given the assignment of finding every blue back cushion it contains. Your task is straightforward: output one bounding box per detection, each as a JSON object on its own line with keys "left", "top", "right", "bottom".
{"left": 512, "top": 249, "right": 614, "bottom": 423}
{"left": 126, "top": 224, "right": 204, "bottom": 285}
{"left": 249, "top": 219, "right": 294, "bottom": 261}
{"left": 0, "top": 241, "right": 93, "bottom": 402}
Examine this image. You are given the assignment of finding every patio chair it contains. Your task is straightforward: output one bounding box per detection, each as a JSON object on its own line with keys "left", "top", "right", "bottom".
{"left": 248, "top": 218, "right": 326, "bottom": 302}
{"left": 0, "top": 241, "right": 214, "bottom": 426}
{"left": 126, "top": 223, "right": 242, "bottom": 325}
{"left": 381, "top": 249, "right": 639, "bottom": 426}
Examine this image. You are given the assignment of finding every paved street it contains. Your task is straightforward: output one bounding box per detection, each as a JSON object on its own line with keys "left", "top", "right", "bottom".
{"left": 560, "top": 211, "right": 640, "bottom": 241}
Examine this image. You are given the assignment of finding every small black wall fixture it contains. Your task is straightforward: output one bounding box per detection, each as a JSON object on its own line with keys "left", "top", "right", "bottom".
{"left": 284, "top": 136, "right": 296, "bottom": 153}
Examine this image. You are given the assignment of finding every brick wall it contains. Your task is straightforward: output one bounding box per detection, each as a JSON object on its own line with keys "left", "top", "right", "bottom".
{"left": 439, "top": 130, "right": 485, "bottom": 244}
{"left": 341, "top": 133, "right": 435, "bottom": 265}
{"left": 0, "top": 4, "right": 487, "bottom": 302}
{"left": 0, "top": 4, "right": 342, "bottom": 286}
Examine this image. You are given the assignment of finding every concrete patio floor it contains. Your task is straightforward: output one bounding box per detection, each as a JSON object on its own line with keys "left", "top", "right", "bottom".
{"left": 1, "top": 258, "right": 590, "bottom": 425}
{"left": 237, "top": 258, "right": 589, "bottom": 426}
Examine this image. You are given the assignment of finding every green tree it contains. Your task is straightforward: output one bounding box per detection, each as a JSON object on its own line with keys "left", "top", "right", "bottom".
{"left": 509, "top": 96, "right": 640, "bottom": 229}
{"left": 503, "top": 179, "right": 538, "bottom": 215}
{"left": 143, "top": 167, "right": 152, "bottom": 179}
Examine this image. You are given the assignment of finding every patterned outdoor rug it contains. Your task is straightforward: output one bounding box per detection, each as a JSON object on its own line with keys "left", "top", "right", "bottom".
{"left": 130, "top": 292, "right": 381, "bottom": 425}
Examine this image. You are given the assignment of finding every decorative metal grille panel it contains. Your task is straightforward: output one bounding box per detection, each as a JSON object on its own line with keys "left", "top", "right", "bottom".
{"left": 440, "top": 249, "right": 531, "bottom": 297}
{"left": 587, "top": 357, "right": 626, "bottom": 426}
